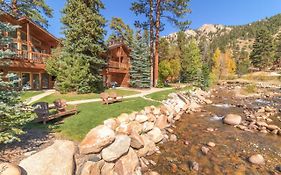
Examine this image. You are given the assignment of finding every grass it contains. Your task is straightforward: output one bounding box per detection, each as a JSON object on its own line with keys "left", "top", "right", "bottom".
{"left": 145, "top": 85, "right": 192, "bottom": 101}
{"left": 242, "top": 84, "right": 257, "bottom": 94}
{"left": 34, "top": 89, "right": 140, "bottom": 104}
{"left": 21, "top": 91, "right": 44, "bottom": 101}
{"left": 54, "top": 98, "right": 161, "bottom": 141}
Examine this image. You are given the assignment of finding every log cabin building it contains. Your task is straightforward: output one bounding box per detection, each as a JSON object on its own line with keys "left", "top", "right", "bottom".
{"left": 0, "top": 13, "right": 59, "bottom": 90}
{"left": 1, "top": 14, "right": 131, "bottom": 90}
{"left": 102, "top": 42, "right": 131, "bottom": 87}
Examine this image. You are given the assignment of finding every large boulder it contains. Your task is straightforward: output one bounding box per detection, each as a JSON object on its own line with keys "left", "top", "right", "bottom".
{"left": 19, "top": 140, "right": 76, "bottom": 175}
{"left": 80, "top": 160, "right": 105, "bottom": 175}
{"left": 142, "top": 122, "right": 154, "bottom": 133}
{"left": 104, "top": 118, "right": 119, "bottom": 130}
{"left": 117, "top": 113, "right": 130, "bottom": 123}
{"left": 147, "top": 127, "right": 164, "bottom": 143}
{"left": 0, "top": 163, "right": 21, "bottom": 175}
{"left": 137, "top": 135, "right": 157, "bottom": 157}
{"left": 101, "top": 135, "right": 131, "bottom": 162}
{"left": 130, "top": 132, "right": 144, "bottom": 149}
{"left": 80, "top": 125, "right": 116, "bottom": 154}
{"left": 114, "top": 148, "right": 139, "bottom": 175}
{"left": 101, "top": 162, "right": 115, "bottom": 175}
{"left": 223, "top": 114, "right": 242, "bottom": 125}
{"left": 155, "top": 115, "right": 168, "bottom": 129}
{"left": 135, "top": 114, "right": 148, "bottom": 123}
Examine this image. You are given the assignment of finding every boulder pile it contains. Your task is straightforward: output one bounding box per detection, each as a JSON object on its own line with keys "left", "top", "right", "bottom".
{"left": 2, "top": 88, "right": 211, "bottom": 175}
{"left": 235, "top": 106, "right": 281, "bottom": 135}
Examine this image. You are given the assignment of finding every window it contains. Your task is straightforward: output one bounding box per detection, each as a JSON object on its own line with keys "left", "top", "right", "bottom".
{"left": 41, "top": 73, "right": 49, "bottom": 89}
{"left": 32, "top": 74, "right": 40, "bottom": 89}
{"left": 22, "top": 73, "right": 31, "bottom": 90}
{"left": 21, "top": 32, "right": 27, "bottom": 41}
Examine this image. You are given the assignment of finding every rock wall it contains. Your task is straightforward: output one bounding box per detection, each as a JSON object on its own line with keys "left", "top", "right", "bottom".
{"left": 3, "top": 88, "right": 211, "bottom": 175}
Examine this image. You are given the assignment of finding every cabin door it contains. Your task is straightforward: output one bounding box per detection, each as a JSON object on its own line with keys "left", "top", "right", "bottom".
{"left": 32, "top": 73, "right": 40, "bottom": 90}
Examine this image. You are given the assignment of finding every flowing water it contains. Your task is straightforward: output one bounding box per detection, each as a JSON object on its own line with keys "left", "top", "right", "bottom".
{"left": 148, "top": 85, "right": 281, "bottom": 175}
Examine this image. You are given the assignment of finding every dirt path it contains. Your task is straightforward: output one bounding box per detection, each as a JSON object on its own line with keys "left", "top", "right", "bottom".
{"left": 147, "top": 84, "right": 281, "bottom": 175}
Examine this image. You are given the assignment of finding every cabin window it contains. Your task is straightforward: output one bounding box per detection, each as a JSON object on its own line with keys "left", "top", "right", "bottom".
{"left": 22, "top": 73, "right": 31, "bottom": 90}
{"left": 41, "top": 73, "right": 49, "bottom": 89}
{"left": 32, "top": 74, "right": 40, "bottom": 89}
{"left": 21, "top": 32, "right": 27, "bottom": 41}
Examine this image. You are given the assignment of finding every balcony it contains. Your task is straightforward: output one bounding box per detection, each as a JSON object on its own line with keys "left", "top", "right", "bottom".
{"left": 9, "top": 49, "right": 50, "bottom": 64}
{"left": 108, "top": 60, "right": 129, "bottom": 70}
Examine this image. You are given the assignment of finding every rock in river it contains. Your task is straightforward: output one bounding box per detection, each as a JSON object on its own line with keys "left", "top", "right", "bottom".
{"left": 249, "top": 154, "right": 265, "bottom": 165}
{"left": 224, "top": 114, "right": 242, "bottom": 125}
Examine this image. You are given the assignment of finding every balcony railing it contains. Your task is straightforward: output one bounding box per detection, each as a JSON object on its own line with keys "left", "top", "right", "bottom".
{"left": 108, "top": 60, "right": 129, "bottom": 70}
{"left": 9, "top": 49, "right": 50, "bottom": 64}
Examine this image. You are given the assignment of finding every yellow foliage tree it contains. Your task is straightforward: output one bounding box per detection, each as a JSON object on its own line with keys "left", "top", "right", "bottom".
{"left": 209, "top": 48, "right": 221, "bottom": 84}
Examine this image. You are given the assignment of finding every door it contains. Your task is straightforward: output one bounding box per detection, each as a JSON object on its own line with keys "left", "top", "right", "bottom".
{"left": 32, "top": 73, "right": 40, "bottom": 89}
{"left": 41, "top": 73, "right": 49, "bottom": 89}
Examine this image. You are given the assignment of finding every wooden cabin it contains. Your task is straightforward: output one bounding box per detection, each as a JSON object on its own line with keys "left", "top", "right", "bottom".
{"left": 102, "top": 43, "right": 131, "bottom": 87}
{"left": 0, "top": 14, "right": 59, "bottom": 90}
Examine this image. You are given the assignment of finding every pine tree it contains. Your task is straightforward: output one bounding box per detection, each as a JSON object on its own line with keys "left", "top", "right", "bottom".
{"left": 108, "top": 17, "right": 133, "bottom": 47}
{"left": 181, "top": 38, "right": 203, "bottom": 84}
{"left": 0, "top": 21, "right": 34, "bottom": 144}
{"left": 130, "top": 33, "right": 151, "bottom": 88}
{"left": 49, "top": 0, "right": 106, "bottom": 93}
{"left": 250, "top": 28, "right": 275, "bottom": 69}
{"left": 0, "top": 0, "right": 53, "bottom": 27}
{"left": 131, "top": 0, "right": 191, "bottom": 87}
{"left": 274, "top": 32, "right": 281, "bottom": 64}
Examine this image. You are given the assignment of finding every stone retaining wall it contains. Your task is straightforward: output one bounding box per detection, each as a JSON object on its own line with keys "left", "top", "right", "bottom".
{"left": 1, "top": 88, "right": 211, "bottom": 175}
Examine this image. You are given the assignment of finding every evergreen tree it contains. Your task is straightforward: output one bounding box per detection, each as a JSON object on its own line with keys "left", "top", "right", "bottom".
{"left": 131, "top": 0, "right": 191, "bottom": 87}
{"left": 108, "top": 17, "right": 133, "bottom": 47}
{"left": 130, "top": 33, "right": 151, "bottom": 88}
{"left": 250, "top": 28, "right": 275, "bottom": 69}
{"left": 181, "top": 38, "right": 203, "bottom": 84}
{"left": 49, "top": 0, "right": 106, "bottom": 93}
{"left": 274, "top": 32, "right": 281, "bottom": 63}
{"left": 159, "top": 38, "right": 170, "bottom": 61}
{"left": 0, "top": 0, "right": 53, "bottom": 27}
{"left": 0, "top": 21, "right": 34, "bottom": 143}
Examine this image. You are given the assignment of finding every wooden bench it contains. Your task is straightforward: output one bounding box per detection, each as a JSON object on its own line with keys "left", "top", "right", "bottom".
{"left": 32, "top": 99, "right": 78, "bottom": 124}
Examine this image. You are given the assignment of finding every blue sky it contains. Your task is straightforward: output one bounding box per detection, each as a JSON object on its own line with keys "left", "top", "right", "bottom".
{"left": 46, "top": 0, "right": 281, "bottom": 38}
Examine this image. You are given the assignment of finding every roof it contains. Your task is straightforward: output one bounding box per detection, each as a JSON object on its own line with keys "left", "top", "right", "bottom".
{"left": 107, "top": 43, "right": 131, "bottom": 54}
{"left": 0, "top": 13, "right": 59, "bottom": 46}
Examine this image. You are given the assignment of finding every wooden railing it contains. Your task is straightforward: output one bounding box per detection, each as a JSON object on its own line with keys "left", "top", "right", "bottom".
{"left": 10, "top": 50, "right": 50, "bottom": 64}
{"left": 108, "top": 60, "right": 129, "bottom": 70}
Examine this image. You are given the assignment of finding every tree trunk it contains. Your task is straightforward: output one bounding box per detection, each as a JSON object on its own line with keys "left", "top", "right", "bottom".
{"left": 149, "top": 0, "right": 154, "bottom": 87}
{"left": 154, "top": 0, "right": 161, "bottom": 87}
{"left": 11, "top": 0, "right": 18, "bottom": 15}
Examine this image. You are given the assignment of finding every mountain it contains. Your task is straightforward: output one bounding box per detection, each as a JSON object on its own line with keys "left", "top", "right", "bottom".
{"left": 164, "top": 24, "right": 232, "bottom": 43}
{"left": 165, "top": 13, "right": 281, "bottom": 57}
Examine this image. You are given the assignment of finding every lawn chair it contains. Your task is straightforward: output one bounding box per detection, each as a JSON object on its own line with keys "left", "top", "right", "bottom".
{"left": 109, "top": 92, "right": 123, "bottom": 102}
{"left": 100, "top": 92, "right": 114, "bottom": 105}
{"left": 32, "top": 100, "right": 77, "bottom": 124}
{"left": 54, "top": 99, "right": 78, "bottom": 114}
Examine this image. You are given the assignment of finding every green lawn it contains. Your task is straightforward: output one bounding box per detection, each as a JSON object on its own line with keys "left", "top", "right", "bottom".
{"left": 21, "top": 91, "right": 44, "bottom": 101}
{"left": 145, "top": 86, "right": 192, "bottom": 101}
{"left": 54, "top": 97, "right": 160, "bottom": 141}
{"left": 35, "top": 89, "right": 140, "bottom": 104}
